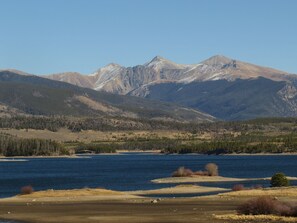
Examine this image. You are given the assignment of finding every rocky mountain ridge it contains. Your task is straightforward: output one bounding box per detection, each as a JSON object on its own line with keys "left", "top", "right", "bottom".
{"left": 2, "top": 55, "right": 297, "bottom": 120}
{"left": 0, "top": 70, "right": 215, "bottom": 122}
{"left": 44, "top": 55, "right": 295, "bottom": 96}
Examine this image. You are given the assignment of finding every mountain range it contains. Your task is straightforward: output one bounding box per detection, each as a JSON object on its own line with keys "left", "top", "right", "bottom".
{"left": 43, "top": 55, "right": 297, "bottom": 120}
{"left": 0, "top": 70, "right": 214, "bottom": 122}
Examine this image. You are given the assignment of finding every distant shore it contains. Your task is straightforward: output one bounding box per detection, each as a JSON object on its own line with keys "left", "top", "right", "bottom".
{"left": 0, "top": 158, "right": 28, "bottom": 162}
{"left": 1, "top": 151, "right": 297, "bottom": 159}
{"left": 225, "top": 152, "right": 297, "bottom": 156}
{"left": 0, "top": 155, "right": 88, "bottom": 159}
{"left": 116, "top": 149, "right": 162, "bottom": 153}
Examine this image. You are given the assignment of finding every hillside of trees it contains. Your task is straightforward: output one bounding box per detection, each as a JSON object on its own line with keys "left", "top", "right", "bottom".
{"left": 1, "top": 116, "right": 297, "bottom": 132}
{"left": 67, "top": 133, "right": 297, "bottom": 155}
{"left": 0, "top": 133, "right": 70, "bottom": 156}
{"left": 1, "top": 116, "right": 297, "bottom": 156}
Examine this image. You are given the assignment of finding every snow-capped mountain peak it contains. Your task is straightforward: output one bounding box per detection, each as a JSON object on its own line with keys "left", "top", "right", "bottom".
{"left": 44, "top": 55, "right": 294, "bottom": 95}
{"left": 202, "top": 55, "right": 235, "bottom": 67}
{"left": 144, "top": 56, "right": 189, "bottom": 70}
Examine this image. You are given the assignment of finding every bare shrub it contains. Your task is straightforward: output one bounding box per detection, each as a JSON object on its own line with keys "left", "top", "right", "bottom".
{"left": 21, "top": 185, "right": 34, "bottom": 195}
{"left": 172, "top": 163, "right": 219, "bottom": 177}
{"left": 251, "top": 184, "right": 263, "bottom": 189}
{"left": 205, "top": 163, "right": 218, "bottom": 176}
{"left": 290, "top": 205, "right": 297, "bottom": 217}
{"left": 274, "top": 202, "right": 292, "bottom": 216}
{"left": 172, "top": 167, "right": 193, "bottom": 177}
{"left": 232, "top": 184, "right": 245, "bottom": 191}
{"left": 238, "top": 196, "right": 278, "bottom": 215}
{"left": 237, "top": 196, "right": 297, "bottom": 216}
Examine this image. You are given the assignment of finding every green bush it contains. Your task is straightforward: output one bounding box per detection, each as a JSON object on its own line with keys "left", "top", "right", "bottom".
{"left": 270, "top": 172, "right": 290, "bottom": 187}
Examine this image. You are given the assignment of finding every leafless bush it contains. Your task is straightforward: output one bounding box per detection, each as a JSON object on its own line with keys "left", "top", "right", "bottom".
{"left": 251, "top": 184, "right": 263, "bottom": 189}
{"left": 172, "top": 163, "right": 219, "bottom": 177}
{"left": 238, "top": 196, "right": 278, "bottom": 215}
{"left": 290, "top": 205, "right": 297, "bottom": 217}
{"left": 232, "top": 184, "right": 245, "bottom": 191}
{"left": 21, "top": 185, "right": 34, "bottom": 195}
{"left": 237, "top": 196, "right": 297, "bottom": 216}
{"left": 205, "top": 163, "right": 218, "bottom": 176}
{"left": 172, "top": 167, "right": 193, "bottom": 177}
{"left": 274, "top": 202, "right": 293, "bottom": 216}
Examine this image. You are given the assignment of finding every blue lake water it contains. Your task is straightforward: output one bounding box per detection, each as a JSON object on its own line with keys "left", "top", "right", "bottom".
{"left": 0, "top": 153, "right": 296, "bottom": 198}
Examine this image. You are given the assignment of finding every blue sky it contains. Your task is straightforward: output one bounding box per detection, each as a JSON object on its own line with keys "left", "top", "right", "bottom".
{"left": 1, "top": 0, "right": 297, "bottom": 74}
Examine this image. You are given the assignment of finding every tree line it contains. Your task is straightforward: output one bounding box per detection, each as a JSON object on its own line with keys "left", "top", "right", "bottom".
{"left": 72, "top": 133, "right": 297, "bottom": 155}
{"left": 0, "top": 133, "right": 70, "bottom": 156}
{"left": 1, "top": 116, "right": 297, "bottom": 132}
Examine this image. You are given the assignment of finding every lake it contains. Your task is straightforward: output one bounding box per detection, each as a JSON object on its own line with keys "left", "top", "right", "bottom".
{"left": 0, "top": 153, "right": 296, "bottom": 198}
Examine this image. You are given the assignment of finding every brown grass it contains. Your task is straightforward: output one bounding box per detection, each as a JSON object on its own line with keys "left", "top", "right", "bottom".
{"left": 18, "top": 188, "right": 124, "bottom": 198}
{"left": 220, "top": 187, "right": 297, "bottom": 197}
{"left": 214, "top": 214, "right": 297, "bottom": 222}
{"left": 232, "top": 184, "right": 245, "bottom": 191}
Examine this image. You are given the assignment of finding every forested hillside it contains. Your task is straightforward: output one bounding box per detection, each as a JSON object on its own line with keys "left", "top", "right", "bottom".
{"left": 0, "top": 133, "right": 69, "bottom": 157}
{"left": 1, "top": 116, "right": 297, "bottom": 156}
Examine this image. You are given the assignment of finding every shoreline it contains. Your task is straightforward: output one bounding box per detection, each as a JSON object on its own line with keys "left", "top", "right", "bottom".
{"left": 152, "top": 175, "right": 297, "bottom": 184}
{"left": 116, "top": 149, "right": 162, "bottom": 153}
{"left": 0, "top": 155, "right": 89, "bottom": 159}
{"left": 224, "top": 152, "right": 297, "bottom": 156}
{"left": 0, "top": 187, "right": 297, "bottom": 223}
{"left": 129, "top": 185, "right": 229, "bottom": 195}
{"left": 0, "top": 159, "right": 28, "bottom": 162}
{"left": 1, "top": 151, "right": 297, "bottom": 159}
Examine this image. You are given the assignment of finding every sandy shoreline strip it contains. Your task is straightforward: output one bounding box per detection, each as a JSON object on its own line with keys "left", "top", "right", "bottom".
{"left": 129, "top": 185, "right": 229, "bottom": 195}
{"left": 152, "top": 176, "right": 251, "bottom": 183}
{"left": 0, "top": 159, "right": 28, "bottom": 162}
{"left": 2, "top": 185, "right": 230, "bottom": 202}
{"left": 0, "top": 188, "right": 139, "bottom": 203}
{"left": 152, "top": 175, "right": 297, "bottom": 184}
{"left": 218, "top": 186, "right": 297, "bottom": 197}
{"left": 0, "top": 155, "right": 91, "bottom": 159}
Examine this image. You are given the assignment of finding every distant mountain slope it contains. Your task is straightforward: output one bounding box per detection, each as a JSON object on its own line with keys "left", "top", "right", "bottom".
{"left": 42, "top": 55, "right": 297, "bottom": 120}
{"left": 138, "top": 77, "right": 297, "bottom": 120}
{"left": 45, "top": 55, "right": 295, "bottom": 95}
{"left": 0, "top": 71, "right": 214, "bottom": 122}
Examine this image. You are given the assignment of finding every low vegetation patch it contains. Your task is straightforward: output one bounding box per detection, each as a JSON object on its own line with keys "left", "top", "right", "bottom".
{"left": 172, "top": 163, "right": 218, "bottom": 177}
{"left": 232, "top": 184, "right": 263, "bottom": 191}
{"left": 221, "top": 186, "right": 297, "bottom": 198}
{"left": 214, "top": 214, "right": 297, "bottom": 222}
{"left": 237, "top": 196, "right": 297, "bottom": 217}
{"left": 21, "top": 185, "right": 34, "bottom": 195}
{"left": 19, "top": 188, "right": 123, "bottom": 198}
{"left": 232, "top": 184, "right": 245, "bottom": 191}
{"left": 271, "top": 172, "right": 290, "bottom": 187}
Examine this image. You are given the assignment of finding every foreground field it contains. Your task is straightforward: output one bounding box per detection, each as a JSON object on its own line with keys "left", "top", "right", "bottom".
{"left": 0, "top": 187, "right": 297, "bottom": 223}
